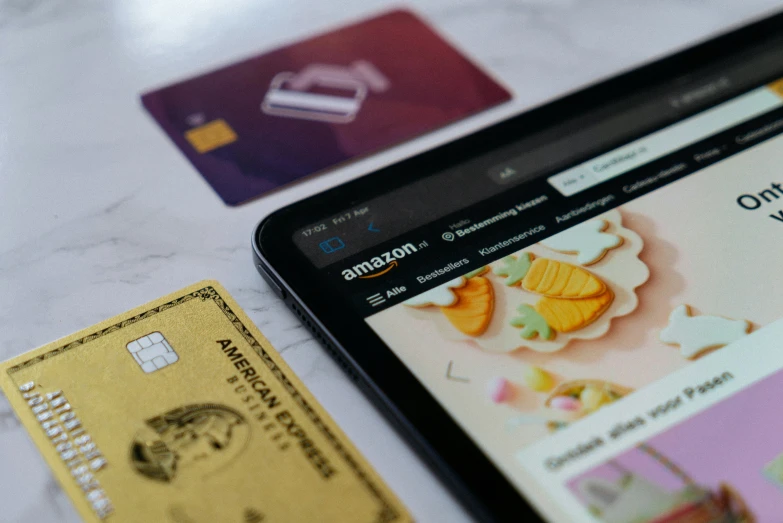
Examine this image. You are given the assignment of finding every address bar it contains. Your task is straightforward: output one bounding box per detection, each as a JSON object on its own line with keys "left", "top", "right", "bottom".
{"left": 548, "top": 84, "right": 783, "bottom": 196}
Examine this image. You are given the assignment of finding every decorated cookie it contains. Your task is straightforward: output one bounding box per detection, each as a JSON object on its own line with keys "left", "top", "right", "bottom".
{"left": 403, "top": 269, "right": 494, "bottom": 337}
{"left": 534, "top": 289, "right": 614, "bottom": 333}
{"left": 496, "top": 253, "right": 606, "bottom": 299}
{"left": 659, "top": 305, "right": 751, "bottom": 359}
{"left": 403, "top": 277, "right": 466, "bottom": 307}
{"left": 540, "top": 219, "right": 622, "bottom": 265}
{"left": 510, "top": 305, "right": 554, "bottom": 340}
{"left": 497, "top": 251, "right": 615, "bottom": 340}
{"left": 442, "top": 275, "right": 494, "bottom": 336}
{"left": 401, "top": 209, "right": 650, "bottom": 353}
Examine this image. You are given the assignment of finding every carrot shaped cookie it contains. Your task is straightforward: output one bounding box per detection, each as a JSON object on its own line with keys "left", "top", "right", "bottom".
{"left": 495, "top": 253, "right": 605, "bottom": 298}
{"left": 510, "top": 289, "right": 614, "bottom": 339}
{"left": 497, "top": 252, "right": 614, "bottom": 339}
{"left": 403, "top": 268, "right": 494, "bottom": 337}
{"left": 536, "top": 289, "right": 614, "bottom": 333}
{"left": 441, "top": 275, "right": 494, "bottom": 336}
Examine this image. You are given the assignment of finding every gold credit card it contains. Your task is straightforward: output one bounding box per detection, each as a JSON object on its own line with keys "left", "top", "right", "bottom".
{"left": 0, "top": 281, "right": 410, "bottom": 523}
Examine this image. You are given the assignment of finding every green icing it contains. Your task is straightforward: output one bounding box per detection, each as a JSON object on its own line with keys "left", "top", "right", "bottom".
{"left": 494, "top": 253, "right": 533, "bottom": 286}
{"left": 464, "top": 266, "right": 488, "bottom": 279}
{"left": 510, "top": 305, "right": 552, "bottom": 340}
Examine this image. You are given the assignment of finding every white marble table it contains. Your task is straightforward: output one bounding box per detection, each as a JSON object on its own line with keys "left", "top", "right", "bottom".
{"left": 1, "top": 1, "right": 781, "bottom": 521}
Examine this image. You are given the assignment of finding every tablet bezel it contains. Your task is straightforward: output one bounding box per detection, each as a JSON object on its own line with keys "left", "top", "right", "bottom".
{"left": 252, "top": 12, "right": 783, "bottom": 522}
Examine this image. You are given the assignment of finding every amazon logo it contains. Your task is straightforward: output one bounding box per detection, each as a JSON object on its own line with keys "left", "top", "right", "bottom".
{"left": 341, "top": 243, "right": 418, "bottom": 280}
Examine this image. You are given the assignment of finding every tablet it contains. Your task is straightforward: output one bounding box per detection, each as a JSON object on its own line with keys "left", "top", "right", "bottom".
{"left": 253, "top": 13, "right": 783, "bottom": 522}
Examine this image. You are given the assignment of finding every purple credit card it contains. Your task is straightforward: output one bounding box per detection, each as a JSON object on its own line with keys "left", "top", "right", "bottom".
{"left": 141, "top": 9, "right": 511, "bottom": 205}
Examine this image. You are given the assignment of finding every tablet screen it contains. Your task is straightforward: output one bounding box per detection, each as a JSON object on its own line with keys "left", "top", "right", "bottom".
{"left": 290, "top": 40, "right": 783, "bottom": 521}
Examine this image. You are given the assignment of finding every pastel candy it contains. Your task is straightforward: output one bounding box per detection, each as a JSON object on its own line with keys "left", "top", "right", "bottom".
{"left": 487, "top": 377, "right": 512, "bottom": 404}
{"left": 523, "top": 366, "right": 554, "bottom": 392}
{"left": 580, "top": 386, "right": 609, "bottom": 411}
{"left": 549, "top": 395, "right": 581, "bottom": 411}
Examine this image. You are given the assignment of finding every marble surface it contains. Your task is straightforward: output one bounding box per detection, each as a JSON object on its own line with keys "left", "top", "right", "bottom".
{"left": 1, "top": 1, "right": 781, "bottom": 521}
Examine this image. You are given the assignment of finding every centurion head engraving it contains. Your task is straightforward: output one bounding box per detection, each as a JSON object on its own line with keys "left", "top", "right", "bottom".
{"left": 130, "top": 404, "right": 249, "bottom": 482}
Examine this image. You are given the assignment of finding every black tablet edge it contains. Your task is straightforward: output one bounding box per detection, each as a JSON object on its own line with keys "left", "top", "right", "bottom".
{"left": 251, "top": 10, "right": 783, "bottom": 522}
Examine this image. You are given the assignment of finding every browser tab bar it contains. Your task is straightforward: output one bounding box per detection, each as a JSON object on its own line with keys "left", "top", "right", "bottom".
{"left": 548, "top": 84, "right": 783, "bottom": 196}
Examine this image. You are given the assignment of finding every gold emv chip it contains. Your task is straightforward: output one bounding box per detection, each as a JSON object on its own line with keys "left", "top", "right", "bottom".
{"left": 184, "top": 119, "right": 237, "bottom": 153}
